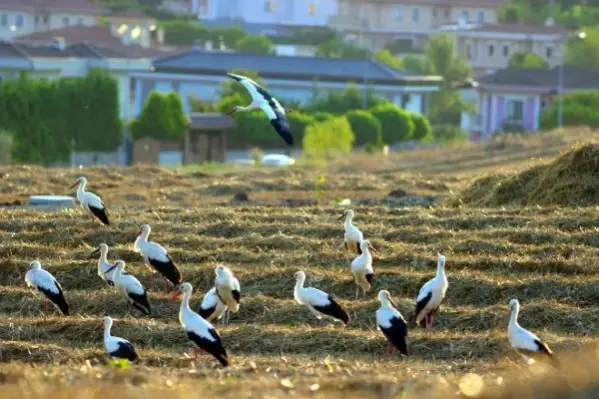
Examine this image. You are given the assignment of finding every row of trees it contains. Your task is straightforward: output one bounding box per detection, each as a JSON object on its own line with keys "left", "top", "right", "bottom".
{"left": 0, "top": 70, "right": 121, "bottom": 164}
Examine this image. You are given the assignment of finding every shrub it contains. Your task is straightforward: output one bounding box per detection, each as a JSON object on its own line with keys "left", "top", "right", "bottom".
{"left": 345, "top": 109, "right": 382, "bottom": 146}
{"left": 431, "top": 124, "right": 468, "bottom": 143}
{"left": 540, "top": 91, "right": 599, "bottom": 130}
{"left": 369, "top": 103, "right": 414, "bottom": 144}
{"left": 227, "top": 112, "right": 275, "bottom": 148}
{"left": 311, "top": 112, "right": 334, "bottom": 122}
{"left": 160, "top": 20, "right": 210, "bottom": 46}
{"left": 305, "top": 84, "right": 384, "bottom": 114}
{"left": 410, "top": 112, "right": 433, "bottom": 141}
{"left": 0, "top": 129, "right": 13, "bottom": 164}
{"left": 303, "top": 116, "right": 354, "bottom": 159}
{"left": 235, "top": 35, "right": 273, "bottom": 54}
{"left": 131, "top": 91, "right": 188, "bottom": 140}
{"left": 286, "top": 112, "right": 316, "bottom": 144}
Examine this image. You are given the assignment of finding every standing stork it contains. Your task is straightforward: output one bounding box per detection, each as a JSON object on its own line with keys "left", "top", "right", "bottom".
{"left": 508, "top": 299, "right": 559, "bottom": 367}
{"left": 90, "top": 243, "right": 118, "bottom": 286}
{"left": 339, "top": 209, "right": 363, "bottom": 255}
{"left": 350, "top": 240, "right": 376, "bottom": 299}
{"left": 214, "top": 265, "right": 240, "bottom": 326}
{"left": 171, "top": 282, "right": 229, "bottom": 367}
{"left": 134, "top": 224, "right": 182, "bottom": 294}
{"left": 199, "top": 287, "right": 228, "bottom": 324}
{"left": 376, "top": 290, "right": 408, "bottom": 358}
{"left": 413, "top": 254, "right": 448, "bottom": 328}
{"left": 113, "top": 260, "right": 151, "bottom": 316}
{"left": 224, "top": 72, "right": 293, "bottom": 146}
{"left": 293, "top": 270, "right": 349, "bottom": 325}
{"left": 100, "top": 315, "right": 140, "bottom": 362}
{"left": 69, "top": 176, "right": 109, "bottom": 226}
{"left": 24, "top": 261, "right": 69, "bottom": 316}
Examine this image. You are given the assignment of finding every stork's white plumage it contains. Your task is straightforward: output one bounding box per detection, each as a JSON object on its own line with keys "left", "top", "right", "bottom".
{"left": 293, "top": 271, "right": 349, "bottom": 324}
{"left": 199, "top": 287, "right": 228, "bottom": 323}
{"left": 376, "top": 290, "right": 408, "bottom": 357}
{"left": 113, "top": 260, "right": 151, "bottom": 316}
{"left": 25, "top": 261, "right": 69, "bottom": 315}
{"left": 134, "top": 224, "right": 182, "bottom": 293}
{"left": 171, "top": 282, "right": 229, "bottom": 367}
{"left": 224, "top": 72, "right": 293, "bottom": 146}
{"left": 508, "top": 299, "right": 558, "bottom": 367}
{"left": 214, "top": 265, "right": 240, "bottom": 326}
{"left": 350, "top": 240, "right": 376, "bottom": 299}
{"left": 339, "top": 209, "right": 363, "bottom": 255}
{"left": 90, "top": 243, "right": 118, "bottom": 286}
{"left": 69, "top": 176, "right": 109, "bottom": 225}
{"left": 101, "top": 315, "right": 139, "bottom": 362}
{"left": 413, "top": 254, "right": 448, "bottom": 328}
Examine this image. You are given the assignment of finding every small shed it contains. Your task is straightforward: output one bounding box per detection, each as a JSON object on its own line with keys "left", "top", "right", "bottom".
{"left": 132, "top": 113, "right": 233, "bottom": 165}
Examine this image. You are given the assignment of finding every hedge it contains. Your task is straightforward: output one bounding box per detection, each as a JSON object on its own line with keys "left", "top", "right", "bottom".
{"left": 131, "top": 91, "right": 187, "bottom": 140}
{"left": 303, "top": 116, "right": 354, "bottom": 159}
{"left": 410, "top": 112, "right": 433, "bottom": 141}
{"left": 0, "top": 70, "right": 121, "bottom": 164}
{"left": 345, "top": 109, "right": 382, "bottom": 146}
{"left": 539, "top": 91, "right": 599, "bottom": 130}
{"left": 370, "top": 103, "right": 414, "bottom": 144}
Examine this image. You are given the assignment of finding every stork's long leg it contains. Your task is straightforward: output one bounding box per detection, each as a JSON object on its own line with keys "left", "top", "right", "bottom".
{"left": 44, "top": 298, "right": 48, "bottom": 312}
{"left": 354, "top": 285, "right": 360, "bottom": 300}
{"left": 193, "top": 347, "right": 199, "bottom": 365}
{"left": 163, "top": 278, "right": 168, "bottom": 294}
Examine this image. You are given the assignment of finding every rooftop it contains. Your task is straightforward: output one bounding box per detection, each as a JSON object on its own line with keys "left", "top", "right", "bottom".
{"left": 153, "top": 50, "right": 442, "bottom": 85}
{"left": 474, "top": 65, "right": 599, "bottom": 89}
{"left": 439, "top": 22, "right": 567, "bottom": 35}
{"left": 0, "top": 0, "right": 105, "bottom": 14}
{"left": 197, "top": 18, "right": 296, "bottom": 38}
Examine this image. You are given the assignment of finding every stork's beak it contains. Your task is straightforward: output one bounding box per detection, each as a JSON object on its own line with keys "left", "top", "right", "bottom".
{"left": 337, "top": 213, "right": 345, "bottom": 220}
{"left": 225, "top": 108, "right": 236, "bottom": 116}
{"left": 369, "top": 244, "right": 379, "bottom": 255}
{"left": 170, "top": 291, "right": 182, "bottom": 301}
{"left": 89, "top": 248, "right": 100, "bottom": 258}
{"left": 97, "top": 321, "right": 103, "bottom": 330}
{"left": 69, "top": 181, "right": 79, "bottom": 190}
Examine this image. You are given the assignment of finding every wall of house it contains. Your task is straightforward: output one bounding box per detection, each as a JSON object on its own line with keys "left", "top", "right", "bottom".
{"left": 0, "top": 10, "right": 36, "bottom": 39}
{"left": 48, "top": 13, "right": 96, "bottom": 30}
{"left": 478, "top": 91, "right": 541, "bottom": 136}
{"left": 0, "top": 9, "right": 97, "bottom": 39}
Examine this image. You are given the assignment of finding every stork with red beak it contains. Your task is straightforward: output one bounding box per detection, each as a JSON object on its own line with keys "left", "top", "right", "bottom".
{"left": 69, "top": 176, "right": 109, "bottom": 225}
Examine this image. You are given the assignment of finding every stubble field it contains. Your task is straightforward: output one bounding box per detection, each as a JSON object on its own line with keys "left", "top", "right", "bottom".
{"left": 3, "top": 129, "right": 599, "bottom": 399}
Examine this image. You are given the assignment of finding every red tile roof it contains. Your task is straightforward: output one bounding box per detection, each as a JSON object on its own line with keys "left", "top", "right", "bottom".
{"left": 0, "top": 0, "right": 105, "bottom": 14}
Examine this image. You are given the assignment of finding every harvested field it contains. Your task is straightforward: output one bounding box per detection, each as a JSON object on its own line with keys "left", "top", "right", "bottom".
{"left": 3, "top": 129, "right": 599, "bottom": 398}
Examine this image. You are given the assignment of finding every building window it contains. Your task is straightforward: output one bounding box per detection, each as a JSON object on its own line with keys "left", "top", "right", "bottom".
{"left": 394, "top": 7, "right": 402, "bottom": 21}
{"left": 34, "top": 15, "right": 39, "bottom": 25}
{"left": 466, "top": 43, "right": 473, "bottom": 59}
{"left": 546, "top": 47, "right": 553, "bottom": 58}
{"left": 444, "top": 8, "right": 450, "bottom": 18}
{"left": 43, "top": 15, "right": 49, "bottom": 24}
{"left": 488, "top": 44, "right": 495, "bottom": 56}
{"left": 77, "top": 17, "right": 83, "bottom": 25}
{"left": 506, "top": 99, "right": 524, "bottom": 121}
{"left": 0, "top": 14, "right": 7, "bottom": 27}
{"left": 308, "top": 3, "right": 317, "bottom": 16}
{"left": 412, "top": 8, "right": 420, "bottom": 22}
{"left": 62, "top": 17, "right": 69, "bottom": 26}
{"left": 264, "top": 0, "right": 274, "bottom": 12}
{"left": 503, "top": 44, "right": 509, "bottom": 57}
{"left": 15, "top": 14, "right": 24, "bottom": 28}
{"left": 462, "top": 10, "right": 469, "bottom": 22}
{"left": 477, "top": 10, "right": 485, "bottom": 23}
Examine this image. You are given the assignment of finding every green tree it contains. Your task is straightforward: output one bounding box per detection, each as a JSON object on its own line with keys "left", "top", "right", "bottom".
{"left": 0, "top": 129, "right": 13, "bottom": 164}
{"left": 306, "top": 84, "right": 383, "bottom": 114}
{"left": 540, "top": 90, "right": 599, "bottom": 129}
{"left": 210, "top": 26, "right": 245, "bottom": 49}
{"left": 345, "top": 109, "right": 382, "bottom": 146}
{"left": 424, "top": 34, "right": 471, "bottom": 125}
{"left": 303, "top": 116, "right": 354, "bottom": 159}
{"left": 402, "top": 54, "right": 428, "bottom": 74}
{"left": 566, "top": 27, "right": 599, "bottom": 69}
{"left": 409, "top": 112, "right": 433, "bottom": 141}
{"left": 160, "top": 20, "right": 210, "bottom": 46}
{"left": 235, "top": 35, "right": 273, "bottom": 54}
{"left": 370, "top": 103, "right": 415, "bottom": 144}
{"left": 131, "top": 91, "right": 187, "bottom": 140}
{"left": 315, "top": 38, "right": 369, "bottom": 58}
{"left": 374, "top": 49, "right": 402, "bottom": 69}
{"left": 508, "top": 52, "right": 549, "bottom": 68}
{"left": 286, "top": 112, "right": 316, "bottom": 144}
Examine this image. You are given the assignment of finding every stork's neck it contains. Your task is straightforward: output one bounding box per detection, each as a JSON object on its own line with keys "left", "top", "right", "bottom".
{"left": 380, "top": 297, "right": 393, "bottom": 309}
{"left": 77, "top": 180, "right": 87, "bottom": 196}
{"left": 180, "top": 291, "right": 192, "bottom": 322}
{"left": 98, "top": 250, "right": 108, "bottom": 265}
{"left": 344, "top": 216, "right": 353, "bottom": 229}
{"left": 509, "top": 306, "right": 520, "bottom": 328}
{"left": 435, "top": 262, "right": 446, "bottom": 280}
{"left": 238, "top": 103, "right": 259, "bottom": 112}
{"left": 137, "top": 231, "right": 150, "bottom": 246}
{"left": 114, "top": 266, "right": 123, "bottom": 282}
{"left": 103, "top": 321, "right": 112, "bottom": 341}
{"left": 294, "top": 277, "right": 305, "bottom": 298}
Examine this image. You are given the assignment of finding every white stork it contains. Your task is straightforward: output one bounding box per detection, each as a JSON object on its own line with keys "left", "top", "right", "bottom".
{"left": 90, "top": 243, "right": 118, "bottom": 286}
{"left": 339, "top": 209, "right": 363, "bottom": 255}
{"left": 69, "top": 176, "right": 109, "bottom": 225}
{"left": 101, "top": 315, "right": 139, "bottom": 362}
{"left": 214, "top": 265, "right": 240, "bottom": 326}
{"left": 25, "top": 261, "right": 69, "bottom": 315}
{"left": 350, "top": 240, "right": 376, "bottom": 299}
{"left": 413, "top": 254, "right": 448, "bottom": 328}
{"left": 134, "top": 224, "right": 182, "bottom": 294}
{"left": 113, "top": 260, "right": 151, "bottom": 316}
{"left": 224, "top": 72, "right": 294, "bottom": 146}
{"left": 376, "top": 290, "right": 408, "bottom": 358}
{"left": 199, "top": 287, "right": 228, "bottom": 324}
{"left": 171, "top": 282, "right": 229, "bottom": 367}
{"left": 508, "top": 299, "right": 559, "bottom": 367}
{"left": 293, "top": 270, "right": 349, "bottom": 325}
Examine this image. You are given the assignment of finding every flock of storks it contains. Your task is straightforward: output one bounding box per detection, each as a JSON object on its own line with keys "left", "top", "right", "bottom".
{"left": 19, "top": 175, "right": 560, "bottom": 370}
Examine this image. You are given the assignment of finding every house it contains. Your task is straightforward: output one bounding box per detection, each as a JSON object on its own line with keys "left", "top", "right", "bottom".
{"left": 439, "top": 22, "right": 566, "bottom": 77}
{"left": 0, "top": 0, "right": 104, "bottom": 40}
{"left": 459, "top": 65, "right": 599, "bottom": 140}
{"left": 195, "top": 0, "right": 338, "bottom": 26}
{"left": 329, "top": 0, "right": 502, "bottom": 51}
{"left": 130, "top": 50, "right": 442, "bottom": 118}
{"left": 104, "top": 9, "right": 163, "bottom": 49}
{"left": 0, "top": 39, "right": 152, "bottom": 120}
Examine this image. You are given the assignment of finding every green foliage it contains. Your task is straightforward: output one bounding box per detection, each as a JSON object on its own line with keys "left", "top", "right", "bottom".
{"left": 0, "top": 129, "right": 13, "bottom": 164}
{"left": 307, "top": 84, "right": 383, "bottom": 114}
{"left": 218, "top": 69, "right": 265, "bottom": 104}
{"left": 508, "top": 52, "right": 549, "bottom": 69}
{"left": 410, "top": 112, "right": 433, "bottom": 142}
{"left": 159, "top": 20, "right": 210, "bottom": 46}
{"left": 303, "top": 116, "right": 354, "bottom": 159}
{"left": 227, "top": 112, "right": 275, "bottom": 148}
{"left": 374, "top": 49, "right": 402, "bottom": 69}
{"left": 315, "top": 38, "right": 369, "bottom": 58}
{"left": 431, "top": 124, "right": 468, "bottom": 144}
{"left": 540, "top": 90, "right": 599, "bottom": 130}
{"left": 188, "top": 96, "right": 217, "bottom": 112}
{"left": 131, "top": 91, "right": 187, "bottom": 140}
{"left": 235, "top": 35, "right": 273, "bottom": 54}
{"left": 566, "top": 27, "right": 599, "bottom": 69}
{"left": 0, "top": 70, "right": 121, "bottom": 164}
{"left": 370, "top": 103, "right": 414, "bottom": 144}
{"left": 286, "top": 112, "right": 316, "bottom": 144}
{"left": 210, "top": 26, "right": 245, "bottom": 48}
{"left": 344, "top": 109, "right": 382, "bottom": 146}
{"left": 311, "top": 112, "right": 334, "bottom": 122}
{"left": 402, "top": 54, "right": 428, "bottom": 74}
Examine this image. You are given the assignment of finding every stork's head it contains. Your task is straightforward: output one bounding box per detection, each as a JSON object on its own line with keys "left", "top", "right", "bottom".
{"left": 361, "top": 240, "right": 377, "bottom": 254}
{"left": 215, "top": 264, "right": 228, "bottom": 276}
{"left": 437, "top": 254, "right": 446, "bottom": 268}
{"left": 90, "top": 243, "right": 108, "bottom": 257}
{"left": 377, "top": 289, "right": 391, "bottom": 303}
{"left": 509, "top": 298, "right": 519, "bottom": 311}
{"left": 225, "top": 106, "right": 241, "bottom": 116}
{"left": 114, "top": 259, "right": 126, "bottom": 271}
{"left": 171, "top": 281, "right": 192, "bottom": 300}
{"left": 29, "top": 261, "right": 42, "bottom": 270}
{"left": 338, "top": 209, "right": 354, "bottom": 221}
{"left": 294, "top": 270, "right": 306, "bottom": 281}
{"left": 138, "top": 224, "right": 151, "bottom": 237}
{"left": 69, "top": 176, "right": 86, "bottom": 190}
{"left": 103, "top": 315, "right": 113, "bottom": 328}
